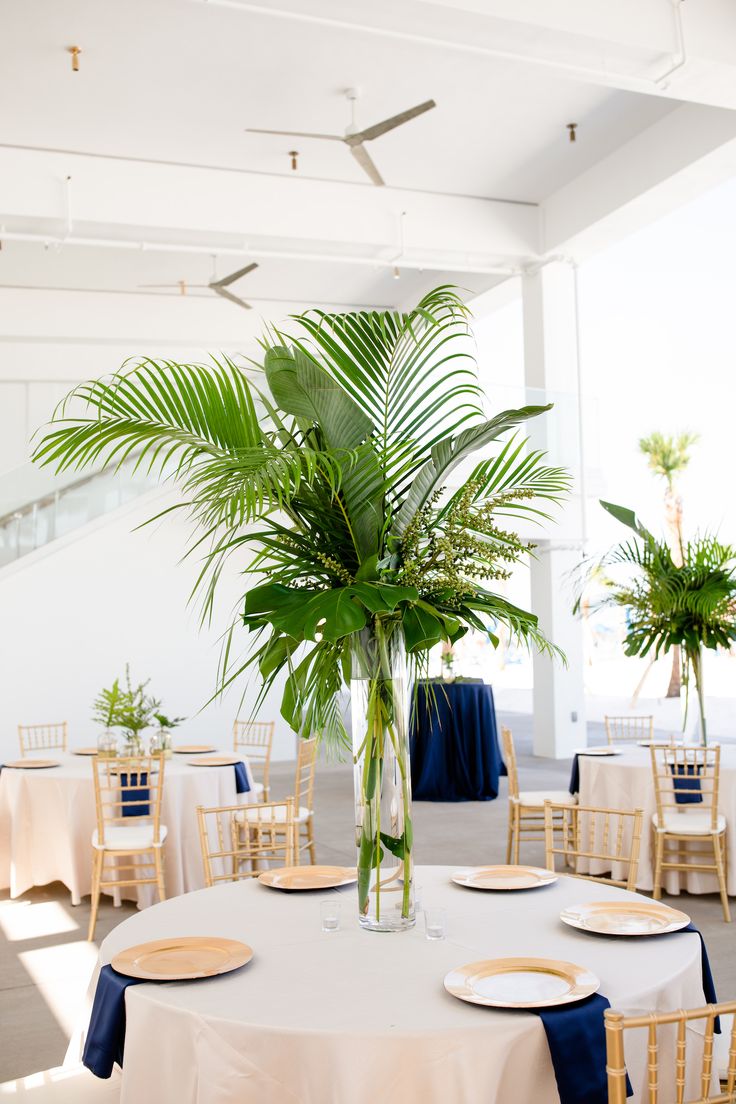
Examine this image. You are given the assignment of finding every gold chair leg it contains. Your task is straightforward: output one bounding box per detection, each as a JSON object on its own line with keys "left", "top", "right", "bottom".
{"left": 712, "top": 834, "right": 731, "bottom": 923}
{"left": 506, "top": 808, "right": 513, "bottom": 865}
{"left": 513, "top": 808, "right": 521, "bottom": 865}
{"left": 307, "top": 818, "right": 316, "bottom": 865}
{"left": 154, "top": 848, "right": 166, "bottom": 903}
{"left": 653, "top": 832, "right": 665, "bottom": 900}
{"left": 88, "top": 848, "right": 103, "bottom": 942}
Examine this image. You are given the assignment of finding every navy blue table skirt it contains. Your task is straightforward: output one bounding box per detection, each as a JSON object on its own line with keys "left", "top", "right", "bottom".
{"left": 410, "top": 680, "right": 506, "bottom": 801}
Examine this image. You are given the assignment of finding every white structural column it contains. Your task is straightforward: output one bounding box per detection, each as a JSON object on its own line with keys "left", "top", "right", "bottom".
{"left": 522, "top": 261, "right": 586, "bottom": 759}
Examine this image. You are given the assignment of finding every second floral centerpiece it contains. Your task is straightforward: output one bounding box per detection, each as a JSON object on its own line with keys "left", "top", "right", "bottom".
{"left": 35, "top": 287, "right": 568, "bottom": 931}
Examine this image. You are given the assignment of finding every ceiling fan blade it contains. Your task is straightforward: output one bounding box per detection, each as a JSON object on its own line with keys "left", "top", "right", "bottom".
{"left": 350, "top": 143, "right": 384, "bottom": 187}
{"left": 212, "top": 285, "right": 252, "bottom": 311}
{"left": 246, "top": 127, "right": 343, "bottom": 142}
{"left": 210, "top": 262, "right": 259, "bottom": 290}
{"left": 350, "top": 99, "right": 436, "bottom": 144}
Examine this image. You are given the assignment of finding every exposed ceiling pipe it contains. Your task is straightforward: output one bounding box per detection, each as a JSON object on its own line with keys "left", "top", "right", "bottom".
{"left": 198, "top": 0, "right": 688, "bottom": 94}
{"left": 0, "top": 228, "right": 521, "bottom": 277}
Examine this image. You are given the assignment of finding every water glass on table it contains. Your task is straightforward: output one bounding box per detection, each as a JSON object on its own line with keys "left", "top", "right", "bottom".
{"left": 320, "top": 899, "right": 341, "bottom": 933}
{"left": 424, "top": 907, "right": 447, "bottom": 941}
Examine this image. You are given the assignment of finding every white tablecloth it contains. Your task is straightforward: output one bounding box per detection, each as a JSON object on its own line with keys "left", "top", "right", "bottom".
{"left": 90, "top": 865, "right": 710, "bottom": 1104}
{"left": 576, "top": 745, "right": 736, "bottom": 895}
{"left": 0, "top": 752, "right": 254, "bottom": 906}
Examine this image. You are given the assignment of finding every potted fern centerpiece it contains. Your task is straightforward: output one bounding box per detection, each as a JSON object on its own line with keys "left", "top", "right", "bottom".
{"left": 34, "top": 288, "right": 568, "bottom": 931}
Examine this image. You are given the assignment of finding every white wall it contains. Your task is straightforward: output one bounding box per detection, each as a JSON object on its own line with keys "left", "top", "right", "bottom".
{"left": 0, "top": 488, "right": 298, "bottom": 763}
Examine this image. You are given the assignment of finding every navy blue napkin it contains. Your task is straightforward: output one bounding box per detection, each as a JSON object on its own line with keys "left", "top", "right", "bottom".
{"left": 234, "top": 761, "right": 250, "bottom": 794}
{"left": 680, "top": 923, "right": 719, "bottom": 1029}
{"left": 569, "top": 755, "right": 580, "bottom": 795}
{"left": 82, "top": 965, "right": 145, "bottom": 1077}
{"left": 670, "top": 763, "right": 703, "bottom": 804}
{"left": 535, "top": 992, "right": 632, "bottom": 1104}
{"left": 119, "top": 771, "right": 150, "bottom": 817}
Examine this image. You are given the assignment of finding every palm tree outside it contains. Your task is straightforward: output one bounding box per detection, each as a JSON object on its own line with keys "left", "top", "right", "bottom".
{"left": 638, "top": 430, "right": 699, "bottom": 697}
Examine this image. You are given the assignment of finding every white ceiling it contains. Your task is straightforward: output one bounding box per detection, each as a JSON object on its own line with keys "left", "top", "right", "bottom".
{"left": 1, "top": 0, "right": 677, "bottom": 201}
{"left": 0, "top": 0, "right": 681, "bottom": 309}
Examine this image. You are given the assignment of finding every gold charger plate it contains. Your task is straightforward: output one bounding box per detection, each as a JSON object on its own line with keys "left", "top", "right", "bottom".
{"left": 73, "top": 748, "right": 98, "bottom": 756}
{"left": 4, "top": 759, "right": 60, "bottom": 769}
{"left": 187, "top": 755, "right": 241, "bottom": 767}
{"left": 574, "top": 747, "right": 621, "bottom": 756}
{"left": 259, "top": 865, "right": 358, "bottom": 891}
{"left": 452, "top": 865, "right": 558, "bottom": 891}
{"left": 560, "top": 900, "right": 690, "bottom": 936}
{"left": 445, "top": 957, "right": 600, "bottom": 1009}
{"left": 174, "top": 745, "right": 217, "bottom": 754}
{"left": 111, "top": 936, "right": 253, "bottom": 980}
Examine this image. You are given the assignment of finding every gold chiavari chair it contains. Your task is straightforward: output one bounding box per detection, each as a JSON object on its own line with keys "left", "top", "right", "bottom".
{"left": 650, "top": 744, "right": 730, "bottom": 923}
{"left": 235, "top": 736, "right": 319, "bottom": 866}
{"left": 502, "top": 726, "right": 576, "bottom": 864}
{"left": 233, "top": 719, "right": 275, "bottom": 800}
{"left": 543, "top": 801, "right": 643, "bottom": 891}
{"left": 604, "top": 714, "right": 654, "bottom": 745}
{"left": 197, "top": 799, "right": 296, "bottom": 886}
{"left": 605, "top": 1002, "right": 736, "bottom": 1104}
{"left": 18, "top": 721, "right": 68, "bottom": 756}
{"left": 88, "top": 755, "right": 167, "bottom": 941}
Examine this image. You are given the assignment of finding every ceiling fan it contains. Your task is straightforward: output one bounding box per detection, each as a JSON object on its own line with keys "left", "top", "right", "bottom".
{"left": 139, "top": 261, "right": 259, "bottom": 310}
{"left": 246, "top": 89, "right": 436, "bottom": 187}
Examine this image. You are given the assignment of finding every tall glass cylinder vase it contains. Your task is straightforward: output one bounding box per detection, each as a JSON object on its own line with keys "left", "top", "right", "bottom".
{"left": 351, "top": 616, "right": 415, "bottom": 932}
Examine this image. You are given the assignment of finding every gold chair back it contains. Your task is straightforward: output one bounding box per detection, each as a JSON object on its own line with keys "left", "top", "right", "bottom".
{"left": 604, "top": 714, "right": 654, "bottom": 744}
{"left": 605, "top": 1002, "right": 736, "bottom": 1104}
{"left": 18, "top": 721, "right": 68, "bottom": 756}
{"left": 501, "top": 726, "right": 519, "bottom": 800}
{"left": 91, "top": 755, "right": 166, "bottom": 849}
{"left": 233, "top": 719, "right": 275, "bottom": 798}
{"left": 543, "top": 801, "right": 643, "bottom": 891}
{"left": 650, "top": 744, "right": 722, "bottom": 832}
{"left": 197, "top": 799, "right": 296, "bottom": 886}
{"left": 294, "top": 736, "right": 318, "bottom": 812}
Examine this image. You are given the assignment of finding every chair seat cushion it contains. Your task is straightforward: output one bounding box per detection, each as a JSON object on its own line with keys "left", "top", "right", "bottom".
{"left": 516, "top": 790, "right": 577, "bottom": 809}
{"left": 234, "top": 805, "right": 311, "bottom": 825}
{"left": 92, "top": 824, "right": 168, "bottom": 850}
{"left": 653, "top": 811, "right": 726, "bottom": 835}
{"left": 249, "top": 781, "right": 265, "bottom": 798}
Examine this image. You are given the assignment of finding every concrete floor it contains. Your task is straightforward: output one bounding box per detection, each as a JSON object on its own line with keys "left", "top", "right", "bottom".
{"left": 1, "top": 711, "right": 734, "bottom": 1082}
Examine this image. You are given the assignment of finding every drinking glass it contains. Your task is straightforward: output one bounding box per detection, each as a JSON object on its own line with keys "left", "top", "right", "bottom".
{"left": 424, "top": 907, "right": 447, "bottom": 941}
{"left": 320, "top": 899, "right": 341, "bottom": 933}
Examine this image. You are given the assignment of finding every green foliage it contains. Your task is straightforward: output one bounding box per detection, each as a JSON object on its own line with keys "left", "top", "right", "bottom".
{"left": 578, "top": 500, "right": 736, "bottom": 741}
{"left": 36, "top": 287, "right": 570, "bottom": 748}
{"left": 638, "top": 431, "right": 699, "bottom": 489}
{"left": 115, "top": 665, "right": 159, "bottom": 738}
{"left": 153, "top": 712, "right": 185, "bottom": 731}
{"left": 92, "top": 678, "right": 124, "bottom": 730}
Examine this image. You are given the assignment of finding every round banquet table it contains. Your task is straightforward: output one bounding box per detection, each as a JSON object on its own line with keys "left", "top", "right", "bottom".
{"left": 574, "top": 744, "right": 736, "bottom": 896}
{"left": 0, "top": 751, "right": 254, "bottom": 906}
{"left": 88, "top": 864, "right": 709, "bottom": 1104}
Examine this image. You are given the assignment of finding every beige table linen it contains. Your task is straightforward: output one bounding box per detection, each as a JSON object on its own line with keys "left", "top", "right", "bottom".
{"left": 576, "top": 744, "right": 736, "bottom": 895}
{"left": 0, "top": 752, "right": 254, "bottom": 905}
{"left": 89, "top": 864, "right": 709, "bottom": 1104}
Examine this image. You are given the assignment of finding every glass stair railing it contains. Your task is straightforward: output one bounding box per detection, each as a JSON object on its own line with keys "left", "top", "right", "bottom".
{"left": 0, "top": 460, "right": 161, "bottom": 568}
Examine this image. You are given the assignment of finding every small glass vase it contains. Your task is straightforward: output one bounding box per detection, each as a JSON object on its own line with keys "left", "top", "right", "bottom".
{"left": 122, "top": 734, "right": 144, "bottom": 757}
{"left": 149, "top": 730, "right": 172, "bottom": 759}
{"left": 97, "top": 730, "right": 119, "bottom": 758}
{"left": 351, "top": 617, "right": 415, "bottom": 933}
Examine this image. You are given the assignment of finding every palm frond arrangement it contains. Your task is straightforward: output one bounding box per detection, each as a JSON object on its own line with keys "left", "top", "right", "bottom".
{"left": 34, "top": 286, "right": 569, "bottom": 927}
{"left": 576, "top": 500, "right": 736, "bottom": 743}
{"left": 35, "top": 286, "right": 568, "bottom": 745}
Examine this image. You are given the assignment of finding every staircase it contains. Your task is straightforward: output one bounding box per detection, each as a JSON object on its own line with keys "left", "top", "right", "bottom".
{"left": 0, "top": 461, "right": 160, "bottom": 568}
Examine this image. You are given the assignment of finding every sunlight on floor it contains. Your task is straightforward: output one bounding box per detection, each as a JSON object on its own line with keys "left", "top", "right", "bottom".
{"left": 0, "top": 1064, "right": 122, "bottom": 1099}
{"left": 18, "top": 942, "right": 99, "bottom": 1038}
{"left": 0, "top": 901, "right": 79, "bottom": 943}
